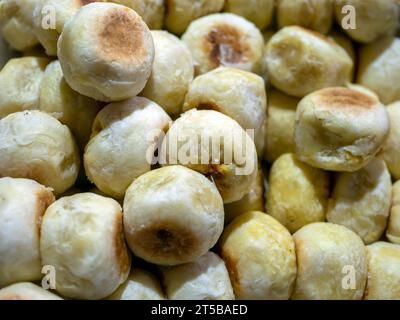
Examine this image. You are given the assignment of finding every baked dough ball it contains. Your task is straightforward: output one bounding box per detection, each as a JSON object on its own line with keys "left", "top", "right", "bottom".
{"left": 84, "top": 97, "right": 171, "bottom": 199}
{"left": 357, "top": 37, "right": 400, "bottom": 105}
{"left": 220, "top": 211, "right": 297, "bottom": 300}
{"left": 224, "top": 167, "right": 264, "bottom": 224}
{"left": 40, "top": 193, "right": 131, "bottom": 299}
{"left": 277, "top": 0, "right": 334, "bottom": 34}
{"left": 267, "top": 153, "right": 329, "bottom": 234}
{"left": 0, "top": 111, "right": 80, "bottom": 195}
{"left": 108, "top": 269, "right": 165, "bottom": 300}
{"left": 141, "top": 30, "right": 194, "bottom": 116}
{"left": 103, "top": 0, "right": 164, "bottom": 29}
{"left": 0, "top": 34, "right": 14, "bottom": 68}
{"left": 264, "top": 89, "right": 299, "bottom": 162}
{"left": 160, "top": 110, "right": 258, "bottom": 204}
{"left": 0, "top": 0, "right": 40, "bottom": 51}
{"left": 58, "top": 2, "right": 154, "bottom": 102}
{"left": 327, "top": 158, "right": 392, "bottom": 244}
{"left": 160, "top": 252, "right": 234, "bottom": 300}
{"left": 380, "top": 102, "right": 400, "bottom": 179}
{"left": 387, "top": 180, "right": 400, "bottom": 244}
{"left": 0, "top": 57, "right": 50, "bottom": 119}
{"left": 164, "top": 0, "right": 224, "bottom": 35}
{"left": 32, "top": 0, "right": 106, "bottom": 56}
{"left": 264, "top": 26, "right": 353, "bottom": 98}
{"left": 123, "top": 166, "right": 224, "bottom": 266}
{"left": 365, "top": 242, "right": 400, "bottom": 300}
{"left": 183, "top": 67, "right": 267, "bottom": 154}
{"left": 0, "top": 282, "right": 62, "bottom": 300}
{"left": 40, "top": 60, "right": 100, "bottom": 150}
{"left": 345, "top": 83, "right": 379, "bottom": 101}
{"left": 294, "top": 87, "right": 390, "bottom": 172}
{"left": 223, "top": 0, "right": 274, "bottom": 30}
{"left": 0, "top": 178, "right": 54, "bottom": 287}
{"left": 292, "top": 223, "right": 367, "bottom": 300}
{"left": 334, "top": 0, "right": 399, "bottom": 43}
{"left": 182, "top": 13, "right": 264, "bottom": 75}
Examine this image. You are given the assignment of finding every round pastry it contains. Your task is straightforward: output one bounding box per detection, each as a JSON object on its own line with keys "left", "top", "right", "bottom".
{"left": 223, "top": 0, "right": 274, "bottom": 30}
{"left": 365, "top": 242, "right": 400, "bottom": 300}
{"left": 277, "top": 0, "right": 334, "bottom": 34}
{"left": 160, "top": 252, "right": 234, "bottom": 300}
{"left": 219, "top": 211, "right": 297, "bottom": 300}
{"left": 345, "top": 83, "right": 379, "bottom": 100}
{"left": 84, "top": 97, "right": 171, "bottom": 199}
{"left": 141, "top": 30, "right": 194, "bottom": 116}
{"left": 183, "top": 67, "right": 267, "bottom": 154}
{"left": 164, "top": 0, "right": 225, "bottom": 35}
{"left": 224, "top": 167, "right": 264, "bottom": 224}
{"left": 334, "top": 0, "right": 399, "bottom": 43}
{"left": 264, "top": 26, "right": 353, "bottom": 98}
{"left": 0, "top": 57, "right": 50, "bottom": 119}
{"left": 294, "top": 87, "right": 390, "bottom": 172}
{"left": 387, "top": 180, "right": 400, "bottom": 244}
{"left": 357, "top": 37, "right": 400, "bottom": 105}
{"left": 160, "top": 109, "right": 258, "bottom": 204}
{"left": 327, "top": 158, "right": 392, "bottom": 244}
{"left": 264, "top": 89, "right": 299, "bottom": 162}
{"left": 108, "top": 0, "right": 164, "bottom": 29}
{"left": 182, "top": 13, "right": 264, "bottom": 75}
{"left": 0, "top": 0, "right": 40, "bottom": 51}
{"left": 39, "top": 60, "right": 100, "bottom": 150}
{"left": 0, "top": 111, "right": 80, "bottom": 195}
{"left": 292, "top": 222, "right": 367, "bottom": 300}
{"left": 0, "top": 282, "right": 62, "bottom": 300}
{"left": 123, "top": 166, "right": 224, "bottom": 266}
{"left": 40, "top": 193, "right": 131, "bottom": 300}
{"left": 57, "top": 2, "right": 155, "bottom": 102}
{"left": 108, "top": 269, "right": 165, "bottom": 300}
{"left": 267, "top": 153, "right": 329, "bottom": 233}
{"left": 0, "top": 178, "right": 54, "bottom": 287}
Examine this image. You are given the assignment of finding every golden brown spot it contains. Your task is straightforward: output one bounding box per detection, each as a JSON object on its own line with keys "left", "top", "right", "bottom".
{"left": 35, "top": 187, "right": 55, "bottom": 238}
{"left": 114, "top": 211, "right": 131, "bottom": 275}
{"left": 221, "top": 251, "right": 241, "bottom": 296}
{"left": 318, "top": 87, "right": 377, "bottom": 109}
{"left": 99, "top": 8, "right": 146, "bottom": 62}
{"left": 205, "top": 25, "right": 246, "bottom": 66}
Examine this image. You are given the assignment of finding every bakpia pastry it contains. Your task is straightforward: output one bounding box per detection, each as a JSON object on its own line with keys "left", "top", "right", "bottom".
{"left": 264, "top": 26, "right": 353, "bottom": 98}
{"left": 40, "top": 193, "right": 131, "bottom": 300}
{"left": 160, "top": 252, "right": 234, "bottom": 300}
{"left": 164, "top": 0, "right": 224, "bottom": 35}
{"left": 108, "top": 269, "right": 165, "bottom": 300}
{"left": 0, "top": 57, "right": 50, "bottom": 119}
{"left": 84, "top": 97, "right": 171, "bottom": 199}
{"left": 160, "top": 109, "right": 258, "bottom": 204}
{"left": 141, "top": 30, "right": 194, "bottom": 116}
{"left": 123, "top": 166, "right": 224, "bottom": 266}
{"left": 0, "top": 111, "right": 80, "bottom": 195}
{"left": 0, "top": 178, "right": 54, "bottom": 288}
{"left": 294, "top": 87, "right": 390, "bottom": 172}
{"left": 182, "top": 13, "right": 264, "bottom": 75}
{"left": 183, "top": 67, "right": 267, "bottom": 154}
{"left": 57, "top": 2, "right": 154, "bottom": 102}
{"left": 267, "top": 153, "right": 329, "bottom": 233}
{"left": 220, "top": 211, "right": 297, "bottom": 300}
{"left": 292, "top": 223, "right": 367, "bottom": 300}
{"left": 327, "top": 158, "right": 392, "bottom": 244}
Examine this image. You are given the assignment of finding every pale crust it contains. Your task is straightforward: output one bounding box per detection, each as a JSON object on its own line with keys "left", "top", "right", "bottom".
{"left": 219, "top": 211, "right": 297, "bottom": 300}
{"left": 40, "top": 193, "right": 131, "bottom": 300}
{"left": 294, "top": 87, "right": 390, "bottom": 172}
{"left": 292, "top": 223, "right": 367, "bottom": 300}
{"left": 0, "top": 282, "right": 62, "bottom": 300}
{"left": 182, "top": 13, "right": 264, "bottom": 75}
{"left": 0, "top": 111, "right": 80, "bottom": 195}
{"left": 123, "top": 166, "right": 224, "bottom": 266}
{"left": 58, "top": 2, "right": 154, "bottom": 101}
{"left": 161, "top": 252, "right": 234, "bottom": 300}
{"left": 0, "top": 178, "right": 55, "bottom": 287}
